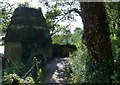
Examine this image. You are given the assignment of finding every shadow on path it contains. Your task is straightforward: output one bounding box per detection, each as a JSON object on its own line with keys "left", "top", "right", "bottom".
{"left": 44, "top": 58, "right": 68, "bottom": 84}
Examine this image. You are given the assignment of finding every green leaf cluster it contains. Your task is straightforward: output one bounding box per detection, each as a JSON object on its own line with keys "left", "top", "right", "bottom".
{"left": 106, "top": 2, "right": 120, "bottom": 82}
{"left": 0, "top": 1, "right": 14, "bottom": 33}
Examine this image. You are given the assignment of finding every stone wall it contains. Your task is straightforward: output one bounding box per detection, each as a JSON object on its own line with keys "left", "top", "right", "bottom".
{"left": 51, "top": 44, "right": 77, "bottom": 58}
{"left": 4, "top": 42, "right": 22, "bottom": 62}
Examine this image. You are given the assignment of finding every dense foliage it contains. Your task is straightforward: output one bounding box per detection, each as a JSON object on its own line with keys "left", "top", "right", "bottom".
{"left": 106, "top": 2, "right": 120, "bottom": 83}
{"left": 1, "top": 0, "right": 120, "bottom": 84}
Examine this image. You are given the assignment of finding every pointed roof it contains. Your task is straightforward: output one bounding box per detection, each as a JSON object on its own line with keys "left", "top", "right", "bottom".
{"left": 9, "top": 7, "right": 48, "bottom": 28}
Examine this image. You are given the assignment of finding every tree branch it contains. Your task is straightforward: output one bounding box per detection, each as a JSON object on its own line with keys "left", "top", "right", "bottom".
{"left": 68, "top": 8, "right": 81, "bottom": 16}
{"left": 54, "top": 13, "right": 68, "bottom": 25}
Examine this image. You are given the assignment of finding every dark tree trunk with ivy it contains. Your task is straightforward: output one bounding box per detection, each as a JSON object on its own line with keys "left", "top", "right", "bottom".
{"left": 80, "top": 2, "right": 114, "bottom": 82}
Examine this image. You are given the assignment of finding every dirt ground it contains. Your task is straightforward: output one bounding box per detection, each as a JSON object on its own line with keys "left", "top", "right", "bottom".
{"left": 44, "top": 58, "right": 68, "bottom": 84}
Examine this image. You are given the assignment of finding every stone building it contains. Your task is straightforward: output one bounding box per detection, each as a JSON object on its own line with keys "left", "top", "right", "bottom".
{"left": 4, "top": 7, "right": 52, "bottom": 63}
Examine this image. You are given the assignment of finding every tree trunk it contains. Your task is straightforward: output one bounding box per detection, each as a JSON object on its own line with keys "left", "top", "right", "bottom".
{"left": 80, "top": 2, "right": 114, "bottom": 82}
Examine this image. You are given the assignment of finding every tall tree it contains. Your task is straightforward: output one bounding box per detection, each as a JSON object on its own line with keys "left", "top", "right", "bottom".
{"left": 80, "top": 2, "right": 114, "bottom": 82}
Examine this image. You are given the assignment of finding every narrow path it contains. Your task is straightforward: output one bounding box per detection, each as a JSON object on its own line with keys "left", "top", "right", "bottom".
{"left": 44, "top": 57, "right": 68, "bottom": 84}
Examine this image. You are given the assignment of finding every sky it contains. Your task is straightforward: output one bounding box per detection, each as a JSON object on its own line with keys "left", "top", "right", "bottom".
{"left": 5, "top": 0, "right": 83, "bottom": 33}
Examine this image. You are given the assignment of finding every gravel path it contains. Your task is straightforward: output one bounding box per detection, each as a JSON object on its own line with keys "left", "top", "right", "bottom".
{"left": 0, "top": 46, "right": 4, "bottom": 54}
{"left": 44, "top": 58, "right": 68, "bottom": 84}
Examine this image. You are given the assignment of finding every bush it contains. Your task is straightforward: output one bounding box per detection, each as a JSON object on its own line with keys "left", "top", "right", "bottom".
{"left": 3, "top": 73, "right": 35, "bottom": 84}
